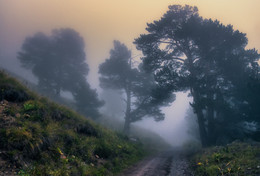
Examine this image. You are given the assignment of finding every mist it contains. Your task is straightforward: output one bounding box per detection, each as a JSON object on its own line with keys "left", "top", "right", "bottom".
{"left": 135, "top": 92, "right": 196, "bottom": 146}
{"left": 0, "top": 0, "right": 260, "bottom": 148}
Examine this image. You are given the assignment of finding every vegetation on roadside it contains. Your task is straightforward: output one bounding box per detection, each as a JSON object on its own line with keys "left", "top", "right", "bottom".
{"left": 96, "top": 115, "right": 172, "bottom": 153}
{"left": 0, "top": 71, "right": 145, "bottom": 176}
{"left": 191, "top": 141, "right": 260, "bottom": 176}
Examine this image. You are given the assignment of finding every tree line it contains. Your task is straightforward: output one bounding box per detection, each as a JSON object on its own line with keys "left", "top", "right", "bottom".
{"left": 18, "top": 5, "right": 260, "bottom": 147}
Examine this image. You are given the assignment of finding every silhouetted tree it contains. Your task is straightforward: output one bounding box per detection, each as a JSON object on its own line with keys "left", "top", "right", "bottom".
{"left": 18, "top": 29, "right": 88, "bottom": 96}
{"left": 18, "top": 28, "right": 103, "bottom": 119}
{"left": 72, "top": 81, "right": 104, "bottom": 118}
{"left": 190, "top": 18, "right": 260, "bottom": 144}
{"left": 135, "top": 5, "right": 260, "bottom": 146}
{"left": 99, "top": 40, "right": 173, "bottom": 134}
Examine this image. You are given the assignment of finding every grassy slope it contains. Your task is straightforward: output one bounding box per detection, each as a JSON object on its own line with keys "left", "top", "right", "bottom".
{"left": 96, "top": 116, "right": 171, "bottom": 152}
{"left": 190, "top": 141, "right": 260, "bottom": 176}
{"left": 0, "top": 71, "right": 145, "bottom": 176}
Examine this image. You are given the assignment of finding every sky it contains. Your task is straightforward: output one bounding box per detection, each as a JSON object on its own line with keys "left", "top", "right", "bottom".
{"left": 0, "top": 0, "right": 259, "bottom": 145}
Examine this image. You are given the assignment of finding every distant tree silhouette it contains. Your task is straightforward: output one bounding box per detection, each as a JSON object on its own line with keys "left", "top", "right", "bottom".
{"left": 18, "top": 29, "right": 88, "bottom": 95}
{"left": 18, "top": 28, "right": 103, "bottom": 119}
{"left": 73, "top": 81, "right": 104, "bottom": 118}
{"left": 135, "top": 5, "right": 260, "bottom": 146}
{"left": 99, "top": 40, "right": 173, "bottom": 134}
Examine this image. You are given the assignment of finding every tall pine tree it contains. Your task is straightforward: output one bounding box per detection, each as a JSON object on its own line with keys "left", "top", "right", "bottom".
{"left": 99, "top": 40, "right": 173, "bottom": 134}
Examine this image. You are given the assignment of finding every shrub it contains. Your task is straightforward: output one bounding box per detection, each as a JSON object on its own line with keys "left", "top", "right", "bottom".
{"left": 75, "top": 122, "right": 99, "bottom": 137}
{"left": 0, "top": 85, "right": 29, "bottom": 102}
{"left": 23, "top": 100, "right": 43, "bottom": 111}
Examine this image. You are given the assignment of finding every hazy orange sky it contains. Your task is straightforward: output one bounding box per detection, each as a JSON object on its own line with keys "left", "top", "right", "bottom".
{"left": 1, "top": 0, "right": 259, "bottom": 87}
{"left": 0, "top": 0, "right": 259, "bottom": 145}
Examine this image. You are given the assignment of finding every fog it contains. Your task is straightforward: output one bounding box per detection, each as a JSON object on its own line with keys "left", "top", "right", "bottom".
{"left": 135, "top": 92, "right": 196, "bottom": 146}
{"left": 0, "top": 0, "right": 260, "bottom": 146}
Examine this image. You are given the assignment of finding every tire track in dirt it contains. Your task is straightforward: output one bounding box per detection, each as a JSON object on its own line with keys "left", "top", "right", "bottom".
{"left": 118, "top": 149, "right": 194, "bottom": 176}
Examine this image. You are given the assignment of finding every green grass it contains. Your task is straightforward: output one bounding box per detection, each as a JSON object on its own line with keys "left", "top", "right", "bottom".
{"left": 0, "top": 71, "right": 145, "bottom": 176}
{"left": 191, "top": 141, "right": 260, "bottom": 176}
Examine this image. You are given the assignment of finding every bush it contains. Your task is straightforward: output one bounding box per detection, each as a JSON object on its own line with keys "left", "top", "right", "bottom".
{"left": 0, "top": 85, "right": 29, "bottom": 102}
{"left": 75, "top": 122, "right": 99, "bottom": 137}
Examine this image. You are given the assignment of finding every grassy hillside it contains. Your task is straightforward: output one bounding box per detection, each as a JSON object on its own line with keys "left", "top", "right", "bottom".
{"left": 190, "top": 141, "right": 260, "bottom": 176}
{"left": 96, "top": 116, "right": 171, "bottom": 152}
{"left": 0, "top": 71, "right": 145, "bottom": 176}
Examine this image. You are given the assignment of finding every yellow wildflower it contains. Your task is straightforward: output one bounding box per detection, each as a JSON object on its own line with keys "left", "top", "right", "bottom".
{"left": 227, "top": 168, "right": 231, "bottom": 173}
{"left": 197, "top": 162, "right": 203, "bottom": 166}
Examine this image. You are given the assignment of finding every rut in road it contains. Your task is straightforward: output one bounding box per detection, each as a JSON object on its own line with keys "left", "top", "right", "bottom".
{"left": 118, "top": 150, "right": 194, "bottom": 176}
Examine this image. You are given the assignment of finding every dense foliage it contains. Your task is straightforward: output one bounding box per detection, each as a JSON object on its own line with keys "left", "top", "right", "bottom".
{"left": 135, "top": 5, "right": 260, "bottom": 146}
{"left": 18, "top": 28, "right": 103, "bottom": 119}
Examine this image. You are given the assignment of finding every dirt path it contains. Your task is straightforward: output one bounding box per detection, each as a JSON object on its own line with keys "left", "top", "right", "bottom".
{"left": 118, "top": 149, "right": 194, "bottom": 176}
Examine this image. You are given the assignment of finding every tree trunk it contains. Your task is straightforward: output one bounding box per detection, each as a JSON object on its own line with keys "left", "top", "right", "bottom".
{"left": 123, "top": 87, "right": 131, "bottom": 135}
{"left": 186, "top": 50, "right": 208, "bottom": 147}
{"left": 196, "top": 107, "right": 208, "bottom": 147}
{"left": 207, "top": 94, "right": 215, "bottom": 145}
{"left": 191, "top": 87, "right": 208, "bottom": 147}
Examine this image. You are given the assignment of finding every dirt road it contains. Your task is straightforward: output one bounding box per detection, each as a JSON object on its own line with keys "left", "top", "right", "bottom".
{"left": 118, "top": 149, "right": 194, "bottom": 176}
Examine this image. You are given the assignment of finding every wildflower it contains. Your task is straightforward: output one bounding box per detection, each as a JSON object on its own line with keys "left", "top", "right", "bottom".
{"left": 227, "top": 168, "right": 231, "bottom": 173}
{"left": 197, "top": 162, "right": 203, "bottom": 166}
